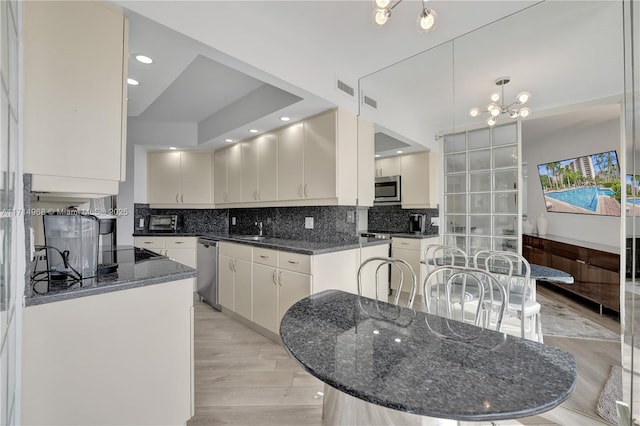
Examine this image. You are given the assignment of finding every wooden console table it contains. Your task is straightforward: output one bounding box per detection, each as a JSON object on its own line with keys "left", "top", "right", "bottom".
{"left": 522, "top": 234, "right": 620, "bottom": 313}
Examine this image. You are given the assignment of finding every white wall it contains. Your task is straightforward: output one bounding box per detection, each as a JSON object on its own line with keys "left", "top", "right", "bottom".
{"left": 523, "top": 116, "right": 621, "bottom": 248}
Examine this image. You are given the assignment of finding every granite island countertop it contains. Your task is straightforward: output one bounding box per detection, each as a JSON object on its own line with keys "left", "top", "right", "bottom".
{"left": 26, "top": 246, "right": 196, "bottom": 307}
{"left": 133, "top": 232, "right": 391, "bottom": 255}
{"left": 280, "top": 290, "right": 577, "bottom": 422}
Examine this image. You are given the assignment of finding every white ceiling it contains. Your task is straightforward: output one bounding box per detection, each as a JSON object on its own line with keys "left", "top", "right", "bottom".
{"left": 117, "top": 0, "right": 625, "bottom": 154}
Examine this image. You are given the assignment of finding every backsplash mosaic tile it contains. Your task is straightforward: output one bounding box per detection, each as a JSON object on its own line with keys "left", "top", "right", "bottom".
{"left": 134, "top": 204, "right": 229, "bottom": 234}
{"left": 367, "top": 204, "right": 439, "bottom": 234}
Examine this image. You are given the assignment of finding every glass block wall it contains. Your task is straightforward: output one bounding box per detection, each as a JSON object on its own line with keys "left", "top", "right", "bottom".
{"left": 442, "top": 122, "right": 521, "bottom": 256}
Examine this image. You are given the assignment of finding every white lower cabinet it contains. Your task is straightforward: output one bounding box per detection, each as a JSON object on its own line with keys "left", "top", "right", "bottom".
{"left": 252, "top": 263, "right": 280, "bottom": 333}
{"left": 219, "top": 243, "right": 253, "bottom": 320}
{"left": 391, "top": 236, "right": 441, "bottom": 296}
{"left": 277, "top": 270, "right": 312, "bottom": 327}
{"left": 22, "top": 278, "right": 194, "bottom": 425}
{"left": 134, "top": 236, "right": 197, "bottom": 290}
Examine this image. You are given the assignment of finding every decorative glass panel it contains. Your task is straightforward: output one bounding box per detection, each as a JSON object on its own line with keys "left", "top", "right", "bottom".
{"left": 443, "top": 132, "right": 466, "bottom": 153}
{"left": 469, "top": 172, "right": 491, "bottom": 192}
{"left": 494, "top": 169, "right": 518, "bottom": 191}
{"left": 445, "top": 153, "right": 466, "bottom": 173}
{"left": 468, "top": 128, "right": 490, "bottom": 150}
{"left": 469, "top": 236, "right": 492, "bottom": 256}
{"left": 469, "top": 215, "right": 491, "bottom": 235}
{"left": 445, "top": 194, "right": 466, "bottom": 213}
{"left": 494, "top": 215, "right": 518, "bottom": 236}
{"left": 494, "top": 192, "right": 518, "bottom": 213}
{"left": 493, "top": 145, "right": 518, "bottom": 168}
{"left": 469, "top": 150, "right": 490, "bottom": 171}
{"left": 445, "top": 215, "right": 466, "bottom": 234}
{"left": 445, "top": 174, "right": 466, "bottom": 193}
{"left": 494, "top": 237, "right": 518, "bottom": 252}
{"left": 469, "top": 193, "right": 491, "bottom": 213}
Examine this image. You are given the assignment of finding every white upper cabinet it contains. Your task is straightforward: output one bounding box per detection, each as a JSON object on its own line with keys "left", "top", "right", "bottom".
{"left": 212, "top": 108, "right": 372, "bottom": 208}
{"left": 375, "top": 157, "right": 401, "bottom": 178}
{"left": 242, "top": 133, "right": 278, "bottom": 202}
{"left": 277, "top": 123, "right": 305, "bottom": 200}
{"left": 148, "top": 151, "right": 212, "bottom": 205}
{"left": 23, "top": 1, "right": 128, "bottom": 195}
{"left": 401, "top": 151, "right": 440, "bottom": 209}
{"left": 214, "top": 144, "right": 242, "bottom": 204}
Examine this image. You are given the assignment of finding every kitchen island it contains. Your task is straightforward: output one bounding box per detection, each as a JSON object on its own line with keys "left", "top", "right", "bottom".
{"left": 22, "top": 247, "right": 196, "bottom": 425}
{"left": 281, "top": 290, "right": 577, "bottom": 425}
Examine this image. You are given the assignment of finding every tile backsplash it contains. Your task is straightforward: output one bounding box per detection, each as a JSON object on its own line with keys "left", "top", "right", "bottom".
{"left": 367, "top": 204, "right": 439, "bottom": 234}
{"left": 134, "top": 204, "right": 359, "bottom": 243}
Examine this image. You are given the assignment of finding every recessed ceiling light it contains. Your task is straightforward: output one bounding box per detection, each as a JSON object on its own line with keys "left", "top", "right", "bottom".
{"left": 225, "top": 138, "right": 233, "bottom": 143}
{"left": 249, "top": 129, "right": 258, "bottom": 133}
{"left": 169, "top": 146, "right": 177, "bottom": 150}
{"left": 280, "top": 116, "right": 291, "bottom": 122}
{"left": 374, "top": 154, "right": 381, "bottom": 158}
{"left": 134, "top": 54, "right": 153, "bottom": 64}
{"left": 127, "top": 78, "right": 140, "bottom": 86}
{"left": 396, "top": 150, "right": 403, "bottom": 154}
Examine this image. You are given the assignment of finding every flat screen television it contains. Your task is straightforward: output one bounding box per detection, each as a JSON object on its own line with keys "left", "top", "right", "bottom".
{"left": 537, "top": 150, "right": 620, "bottom": 216}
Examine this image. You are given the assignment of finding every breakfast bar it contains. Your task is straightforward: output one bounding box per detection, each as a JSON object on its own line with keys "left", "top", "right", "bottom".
{"left": 281, "top": 290, "right": 577, "bottom": 425}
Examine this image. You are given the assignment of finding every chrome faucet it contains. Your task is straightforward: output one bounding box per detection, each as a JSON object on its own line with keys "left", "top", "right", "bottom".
{"left": 255, "top": 221, "right": 263, "bottom": 236}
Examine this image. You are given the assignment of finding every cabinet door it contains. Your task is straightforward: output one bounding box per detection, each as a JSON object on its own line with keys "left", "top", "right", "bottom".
{"left": 148, "top": 151, "right": 181, "bottom": 204}
{"left": 257, "top": 133, "right": 278, "bottom": 201}
{"left": 390, "top": 247, "right": 422, "bottom": 296}
{"left": 252, "top": 264, "right": 279, "bottom": 333}
{"left": 278, "top": 123, "right": 304, "bottom": 200}
{"left": 180, "top": 152, "right": 212, "bottom": 204}
{"left": 218, "top": 255, "right": 235, "bottom": 310}
{"left": 134, "top": 237, "right": 165, "bottom": 255}
{"left": 278, "top": 270, "right": 311, "bottom": 327}
{"left": 304, "top": 111, "right": 336, "bottom": 199}
{"left": 401, "top": 152, "right": 430, "bottom": 208}
{"left": 376, "top": 157, "right": 401, "bottom": 177}
{"left": 165, "top": 248, "right": 196, "bottom": 269}
{"left": 241, "top": 139, "right": 259, "bottom": 202}
{"left": 23, "top": 1, "right": 126, "bottom": 183}
{"left": 227, "top": 144, "right": 243, "bottom": 203}
{"left": 233, "top": 259, "right": 253, "bottom": 320}
{"left": 213, "top": 149, "right": 227, "bottom": 204}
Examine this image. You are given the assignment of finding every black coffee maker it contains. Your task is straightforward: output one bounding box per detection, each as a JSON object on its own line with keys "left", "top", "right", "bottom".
{"left": 409, "top": 214, "right": 426, "bottom": 234}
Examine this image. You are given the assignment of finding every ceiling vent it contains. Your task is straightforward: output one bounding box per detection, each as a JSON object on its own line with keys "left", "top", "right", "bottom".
{"left": 336, "top": 79, "right": 355, "bottom": 98}
{"left": 363, "top": 95, "right": 377, "bottom": 109}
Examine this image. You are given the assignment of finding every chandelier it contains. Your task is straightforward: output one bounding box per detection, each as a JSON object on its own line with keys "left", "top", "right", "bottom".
{"left": 469, "top": 77, "right": 531, "bottom": 126}
{"left": 373, "top": 0, "right": 437, "bottom": 33}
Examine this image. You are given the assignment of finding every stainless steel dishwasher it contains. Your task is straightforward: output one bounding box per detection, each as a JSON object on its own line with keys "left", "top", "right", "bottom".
{"left": 197, "top": 237, "right": 220, "bottom": 310}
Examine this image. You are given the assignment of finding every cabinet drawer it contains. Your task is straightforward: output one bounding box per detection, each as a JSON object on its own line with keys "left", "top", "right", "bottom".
{"left": 279, "top": 251, "right": 311, "bottom": 274}
{"left": 392, "top": 238, "right": 421, "bottom": 251}
{"left": 165, "top": 237, "right": 197, "bottom": 249}
{"left": 134, "top": 237, "right": 165, "bottom": 249}
{"left": 253, "top": 248, "right": 278, "bottom": 267}
{"left": 219, "top": 242, "right": 253, "bottom": 261}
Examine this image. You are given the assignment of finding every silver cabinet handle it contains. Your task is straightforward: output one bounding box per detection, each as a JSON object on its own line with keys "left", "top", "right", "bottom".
{"left": 304, "top": 184, "right": 308, "bottom": 198}
{"left": 278, "top": 271, "right": 282, "bottom": 286}
{"left": 254, "top": 190, "right": 258, "bottom": 200}
{"left": 298, "top": 184, "right": 303, "bottom": 198}
{"left": 175, "top": 193, "right": 179, "bottom": 203}
{"left": 401, "top": 242, "right": 409, "bottom": 245}
{"left": 229, "top": 259, "right": 234, "bottom": 271}
{"left": 181, "top": 194, "right": 184, "bottom": 203}
{"left": 288, "top": 260, "right": 299, "bottom": 265}
{"left": 143, "top": 241, "right": 152, "bottom": 244}
{"left": 576, "top": 259, "right": 586, "bottom": 264}
{"left": 260, "top": 255, "right": 269, "bottom": 259}
{"left": 174, "top": 241, "right": 183, "bottom": 245}
{"left": 272, "top": 270, "right": 277, "bottom": 285}
{"left": 257, "top": 190, "right": 261, "bottom": 201}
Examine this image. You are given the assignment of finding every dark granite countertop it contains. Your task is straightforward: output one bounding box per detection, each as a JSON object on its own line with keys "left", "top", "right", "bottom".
{"left": 133, "top": 232, "right": 200, "bottom": 237}
{"left": 280, "top": 290, "right": 576, "bottom": 422}
{"left": 26, "top": 246, "right": 196, "bottom": 307}
{"left": 133, "top": 232, "right": 390, "bottom": 255}
{"left": 366, "top": 230, "right": 440, "bottom": 239}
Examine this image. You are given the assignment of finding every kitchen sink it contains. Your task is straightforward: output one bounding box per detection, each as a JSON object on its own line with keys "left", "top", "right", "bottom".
{"left": 234, "top": 235, "right": 268, "bottom": 241}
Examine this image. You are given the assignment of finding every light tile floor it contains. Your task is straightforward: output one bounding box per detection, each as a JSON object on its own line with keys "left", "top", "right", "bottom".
{"left": 188, "top": 285, "right": 621, "bottom": 426}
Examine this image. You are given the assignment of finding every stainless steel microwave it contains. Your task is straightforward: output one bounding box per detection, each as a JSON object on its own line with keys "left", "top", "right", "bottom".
{"left": 374, "top": 175, "right": 401, "bottom": 204}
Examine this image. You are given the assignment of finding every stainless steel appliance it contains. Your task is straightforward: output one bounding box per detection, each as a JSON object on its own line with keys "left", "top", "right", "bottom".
{"left": 197, "top": 237, "right": 220, "bottom": 310}
{"left": 44, "top": 214, "right": 99, "bottom": 281}
{"left": 97, "top": 216, "right": 117, "bottom": 275}
{"left": 409, "top": 214, "right": 427, "bottom": 234}
{"left": 148, "top": 214, "right": 180, "bottom": 232}
{"left": 374, "top": 175, "right": 401, "bottom": 204}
